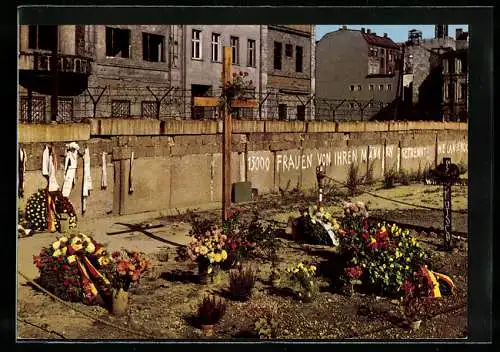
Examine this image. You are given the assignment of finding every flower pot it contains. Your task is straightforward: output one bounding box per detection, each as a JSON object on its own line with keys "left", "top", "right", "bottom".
{"left": 198, "top": 261, "right": 209, "bottom": 285}
{"left": 111, "top": 288, "right": 129, "bottom": 317}
{"left": 410, "top": 320, "right": 422, "bottom": 331}
{"left": 201, "top": 324, "right": 214, "bottom": 337}
{"left": 59, "top": 213, "right": 69, "bottom": 233}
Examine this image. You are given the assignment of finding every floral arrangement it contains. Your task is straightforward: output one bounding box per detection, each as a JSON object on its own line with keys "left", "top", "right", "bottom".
{"left": 25, "top": 189, "right": 49, "bottom": 231}
{"left": 110, "top": 249, "right": 150, "bottom": 291}
{"left": 295, "top": 205, "right": 341, "bottom": 245}
{"left": 25, "top": 189, "right": 77, "bottom": 232}
{"left": 285, "top": 262, "right": 319, "bottom": 302}
{"left": 33, "top": 233, "right": 150, "bottom": 306}
{"left": 219, "top": 71, "right": 254, "bottom": 113}
{"left": 33, "top": 233, "right": 114, "bottom": 304}
{"left": 187, "top": 228, "right": 228, "bottom": 274}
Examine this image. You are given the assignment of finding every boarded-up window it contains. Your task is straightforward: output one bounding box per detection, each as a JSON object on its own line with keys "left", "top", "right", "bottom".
{"left": 111, "top": 100, "right": 131, "bottom": 117}
{"left": 278, "top": 104, "right": 287, "bottom": 120}
{"left": 274, "top": 42, "right": 282, "bottom": 70}
{"left": 20, "top": 96, "right": 46, "bottom": 123}
{"left": 297, "top": 105, "right": 306, "bottom": 121}
{"left": 141, "top": 101, "right": 158, "bottom": 119}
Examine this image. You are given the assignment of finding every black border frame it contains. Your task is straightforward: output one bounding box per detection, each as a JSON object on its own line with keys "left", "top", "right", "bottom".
{"left": 7, "top": 3, "right": 494, "bottom": 350}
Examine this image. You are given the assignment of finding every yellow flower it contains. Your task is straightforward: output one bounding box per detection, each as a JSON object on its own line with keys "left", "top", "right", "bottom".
{"left": 71, "top": 243, "right": 83, "bottom": 252}
{"left": 310, "top": 265, "right": 316, "bottom": 272}
{"left": 221, "top": 250, "right": 228, "bottom": 260}
{"left": 214, "top": 253, "right": 222, "bottom": 263}
{"left": 292, "top": 268, "right": 299, "bottom": 273}
{"left": 207, "top": 266, "right": 213, "bottom": 274}
{"left": 52, "top": 241, "right": 61, "bottom": 250}
{"left": 98, "top": 256, "right": 110, "bottom": 266}
{"left": 298, "top": 263, "right": 304, "bottom": 268}
{"left": 395, "top": 249, "right": 402, "bottom": 258}
{"left": 406, "top": 257, "right": 411, "bottom": 263}
{"left": 52, "top": 249, "right": 62, "bottom": 257}
{"left": 59, "top": 236, "right": 68, "bottom": 244}
{"left": 405, "top": 265, "right": 410, "bottom": 270}
{"left": 86, "top": 242, "right": 96, "bottom": 254}
{"left": 369, "top": 237, "right": 377, "bottom": 245}
{"left": 67, "top": 255, "right": 76, "bottom": 264}
{"left": 61, "top": 247, "right": 67, "bottom": 255}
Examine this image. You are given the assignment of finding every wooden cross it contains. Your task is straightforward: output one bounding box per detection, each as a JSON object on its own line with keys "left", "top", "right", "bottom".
{"left": 193, "top": 47, "right": 258, "bottom": 221}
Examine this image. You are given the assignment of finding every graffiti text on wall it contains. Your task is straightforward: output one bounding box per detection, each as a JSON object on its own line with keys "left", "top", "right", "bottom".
{"left": 437, "top": 142, "right": 468, "bottom": 154}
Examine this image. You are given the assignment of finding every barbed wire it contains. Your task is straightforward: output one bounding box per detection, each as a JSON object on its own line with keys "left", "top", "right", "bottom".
{"left": 17, "top": 318, "right": 67, "bottom": 339}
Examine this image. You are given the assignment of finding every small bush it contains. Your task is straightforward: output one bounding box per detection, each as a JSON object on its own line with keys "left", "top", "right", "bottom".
{"left": 364, "top": 161, "right": 375, "bottom": 185}
{"left": 229, "top": 266, "right": 256, "bottom": 301}
{"left": 197, "top": 295, "right": 227, "bottom": 326}
{"left": 346, "top": 164, "right": 362, "bottom": 195}
{"left": 383, "top": 169, "right": 398, "bottom": 189}
{"left": 398, "top": 171, "right": 410, "bottom": 186}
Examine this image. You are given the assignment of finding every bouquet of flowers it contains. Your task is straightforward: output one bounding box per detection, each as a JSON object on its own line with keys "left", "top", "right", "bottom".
{"left": 33, "top": 233, "right": 114, "bottom": 304}
{"left": 52, "top": 191, "right": 78, "bottom": 230}
{"left": 187, "top": 228, "right": 228, "bottom": 274}
{"left": 296, "top": 205, "right": 341, "bottom": 245}
{"left": 285, "top": 262, "right": 319, "bottom": 302}
{"left": 219, "top": 71, "right": 254, "bottom": 113}
{"left": 109, "top": 249, "right": 150, "bottom": 291}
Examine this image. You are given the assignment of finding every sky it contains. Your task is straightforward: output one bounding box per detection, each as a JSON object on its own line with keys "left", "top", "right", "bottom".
{"left": 316, "top": 25, "right": 469, "bottom": 43}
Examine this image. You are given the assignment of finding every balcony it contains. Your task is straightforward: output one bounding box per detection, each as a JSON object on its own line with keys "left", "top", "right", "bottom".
{"left": 18, "top": 51, "right": 93, "bottom": 96}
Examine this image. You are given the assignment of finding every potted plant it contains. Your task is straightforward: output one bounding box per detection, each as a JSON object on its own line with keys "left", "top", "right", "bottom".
{"left": 187, "top": 228, "right": 228, "bottom": 284}
{"left": 197, "top": 295, "right": 227, "bottom": 337}
{"left": 229, "top": 266, "right": 256, "bottom": 301}
{"left": 285, "top": 262, "right": 318, "bottom": 303}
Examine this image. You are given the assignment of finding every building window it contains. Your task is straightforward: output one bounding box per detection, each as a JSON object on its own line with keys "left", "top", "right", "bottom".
{"left": 285, "top": 44, "right": 293, "bottom": 57}
{"left": 357, "top": 85, "right": 362, "bottom": 91}
{"left": 58, "top": 97, "right": 74, "bottom": 123}
{"left": 349, "top": 103, "right": 355, "bottom": 109}
{"left": 28, "top": 25, "right": 58, "bottom": 51}
{"left": 211, "top": 33, "right": 221, "bottom": 62}
{"left": 456, "top": 58, "right": 462, "bottom": 73}
{"left": 111, "top": 100, "right": 131, "bottom": 118}
{"left": 369, "top": 84, "right": 374, "bottom": 91}
{"left": 387, "top": 84, "right": 392, "bottom": 91}
{"left": 142, "top": 33, "right": 165, "bottom": 62}
{"left": 191, "top": 29, "right": 202, "bottom": 59}
{"left": 106, "top": 27, "right": 130, "bottom": 58}
{"left": 274, "top": 42, "right": 282, "bottom": 70}
{"left": 349, "top": 85, "right": 355, "bottom": 91}
{"left": 388, "top": 52, "right": 393, "bottom": 61}
{"left": 230, "top": 36, "right": 239, "bottom": 64}
{"left": 278, "top": 104, "right": 287, "bottom": 120}
{"left": 379, "top": 84, "right": 384, "bottom": 91}
{"left": 20, "top": 96, "right": 46, "bottom": 123}
{"left": 297, "top": 105, "right": 305, "bottom": 121}
{"left": 141, "top": 101, "right": 158, "bottom": 119}
{"left": 380, "top": 57, "right": 386, "bottom": 74}
{"left": 247, "top": 39, "right": 256, "bottom": 67}
{"left": 295, "top": 46, "right": 303, "bottom": 73}
{"left": 443, "top": 59, "right": 449, "bottom": 74}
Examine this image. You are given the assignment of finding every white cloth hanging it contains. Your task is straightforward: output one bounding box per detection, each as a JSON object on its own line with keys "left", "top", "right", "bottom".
{"left": 42, "top": 146, "right": 50, "bottom": 176}
{"left": 62, "top": 148, "right": 79, "bottom": 197}
{"left": 101, "top": 152, "right": 108, "bottom": 189}
{"left": 48, "top": 153, "right": 60, "bottom": 192}
{"left": 19, "top": 147, "right": 26, "bottom": 197}
{"left": 129, "top": 151, "right": 134, "bottom": 193}
{"left": 82, "top": 147, "right": 93, "bottom": 212}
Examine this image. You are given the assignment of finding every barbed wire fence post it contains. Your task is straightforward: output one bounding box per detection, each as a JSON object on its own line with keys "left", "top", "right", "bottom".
{"left": 86, "top": 86, "right": 107, "bottom": 119}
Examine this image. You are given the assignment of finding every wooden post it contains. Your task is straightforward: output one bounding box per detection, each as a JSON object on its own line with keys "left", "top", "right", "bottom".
{"left": 442, "top": 157, "right": 453, "bottom": 249}
{"left": 222, "top": 47, "right": 232, "bottom": 221}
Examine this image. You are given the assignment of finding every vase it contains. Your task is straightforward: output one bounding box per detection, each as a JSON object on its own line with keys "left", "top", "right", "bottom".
{"left": 210, "top": 265, "right": 222, "bottom": 284}
{"left": 201, "top": 324, "right": 214, "bottom": 337}
{"left": 198, "top": 260, "right": 209, "bottom": 285}
{"left": 410, "top": 320, "right": 422, "bottom": 331}
{"left": 58, "top": 213, "right": 69, "bottom": 233}
{"left": 111, "top": 288, "right": 129, "bottom": 317}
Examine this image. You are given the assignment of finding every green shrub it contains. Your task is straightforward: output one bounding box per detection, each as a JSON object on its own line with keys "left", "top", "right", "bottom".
{"left": 383, "top": 169, "right": 398, "bottom": 189}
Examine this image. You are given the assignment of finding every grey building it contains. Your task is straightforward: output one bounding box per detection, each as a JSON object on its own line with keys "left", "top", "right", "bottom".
{"left": 181, "top": 25, "right": 264, "bottom": 119}
{"left": 266, "top": 25, "right": 316, "bottom": 120}
{"left": 315, "top": 26, "right": 401, "bottom": 121}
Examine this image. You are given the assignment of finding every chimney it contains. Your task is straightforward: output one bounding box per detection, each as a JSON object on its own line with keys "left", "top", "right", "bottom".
{"left": 383, "top": 33, "right": 388, "bottom": 38}
{"left": 367, "top": 28, "right": 371, "bottom": 34}
{"left": 456, "top": 28, "right": 463, "bottom": 39}
{"left": 342, "top": 25, "right": 347, "bottom": 30}
{"left": 361, "top": 27, "right": 365, "bottom": 33}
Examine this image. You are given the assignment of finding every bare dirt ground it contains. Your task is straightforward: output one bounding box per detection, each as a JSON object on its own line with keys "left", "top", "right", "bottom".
{"left": 17, "top": 181, "right": 468, "bottom": 340}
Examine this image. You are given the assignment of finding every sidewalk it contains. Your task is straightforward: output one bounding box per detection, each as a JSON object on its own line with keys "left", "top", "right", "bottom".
{"left": 17, "top": 210, "right": 195, "bottom": 283}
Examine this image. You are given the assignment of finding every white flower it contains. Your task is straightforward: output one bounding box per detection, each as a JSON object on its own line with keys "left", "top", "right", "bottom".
{"left": 86, "top": 242, "right": 96, "bottom": 254}
{"left": 59, "top": 236, "right": 68, "bottom": 243}
{"left": 52, "top": 241, "right": 61, "bottom": 250}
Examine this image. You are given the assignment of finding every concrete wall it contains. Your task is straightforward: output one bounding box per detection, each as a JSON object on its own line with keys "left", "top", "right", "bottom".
{"left": 18, "top": 120, "right": 467, "bottom": 219}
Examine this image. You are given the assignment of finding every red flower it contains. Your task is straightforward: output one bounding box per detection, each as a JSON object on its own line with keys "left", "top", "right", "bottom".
{"left": 111, "top": 251, "right": 120, "bottom": 259}
{"left": 116, "top": 260, "right": 129, "bottom": 275}
{"left": 361, "top": 231, "right": 369, "bottom": 241}
{"left": 344, "top": 265, "right": 363, "bottom": 280}
{"left": 402, "top": 279, "right": 415, "bottom": 296}
{"left": 52, "top": 266, "right": 58, "bottom": 271}
{"left": 63, "top": 280, "right": 69, "bottom": 287}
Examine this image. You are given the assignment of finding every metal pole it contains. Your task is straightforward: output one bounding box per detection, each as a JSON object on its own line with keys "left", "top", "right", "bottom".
{"left": 316, "top": 163, "right": 326, "bottom": 208}
{"left": 50, "top": 28, "right": 59, "bottom": 122}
